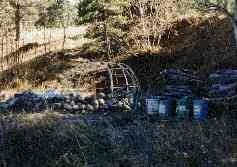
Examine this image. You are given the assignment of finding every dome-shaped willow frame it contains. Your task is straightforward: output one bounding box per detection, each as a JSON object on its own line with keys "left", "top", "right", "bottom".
{"left": 96, "top": 63, "right": 140, "bottom": 111}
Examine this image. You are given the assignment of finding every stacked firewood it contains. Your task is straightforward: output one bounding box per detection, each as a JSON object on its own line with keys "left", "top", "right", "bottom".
{"left": 208, "top": 70, "right": 237, "bottom": 98}
{"left": 160, "top": 68, "right": 237, "bottom": 99}
{"left": 160, "top": 69, "right": 203, "bottom": 98}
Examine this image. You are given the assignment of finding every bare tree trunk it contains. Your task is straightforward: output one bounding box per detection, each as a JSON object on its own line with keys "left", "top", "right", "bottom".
{"left": 1, "top": 30, "right": 3, "bottom": 70}
{"left": 223, "top": 0, "right": 228, "bottom": 10}
{"left": 138, "top": 0, "right": 146, "bottom": 48}
{"left": 63, "top": 23, "right": 66, "bottom": 52}
{"left": 104, "top": 23, "right": 111, "bottom": 60}
{"left": 103, "top": 9, "right": 111, "bottom": 60}
{"left": 44, "top": 24, "right": 46, "bottom": 54}
{"left": 15, "top": 5, "right": 21, "bottom": 41}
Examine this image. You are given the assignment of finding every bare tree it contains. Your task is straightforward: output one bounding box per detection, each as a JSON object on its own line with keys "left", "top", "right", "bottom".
{"left": 129, "top": 0, "right": 177, "bottom": 49}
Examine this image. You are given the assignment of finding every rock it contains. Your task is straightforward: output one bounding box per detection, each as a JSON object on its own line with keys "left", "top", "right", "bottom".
{"left": 53, "top": 103, "right": 63, "bottom": 110}
{"left": 47, "top": 97, "right": 64, "bottom": 104}
{"left": 72, "top": 105, "right": 80, "bottom": 111}
{"left": 86, "top": 104, "right": 95, "bottom": 112}
{"left": 65, "top": 96, "right": 71, "bottom": 103}
{"left": 74, "top": 95, "right": 85, "bottom": 104}
{"left": 14, "top": 92, "right": 23, "bottom": 98}
{"left": 92, "top": 100, "right": 99, "bottom": 110}
{"left": 68, "top": 92, "right": 74, "bottom": 98}
{"left": 92, "top": 96, "right": 98, "bottom": 102}
{"left": 6, "top": 91, "right": 45, "bottom": 112}
{"left": 1, "top": 89, "right": 115, "bottom": 113}
{"left": 97, "top": 92, "right": 106, "bottom": 99}
{"left": 81, "top": 104, "right": 86, "bottom": 113}
{"left": 43, "top": 89, "right": 63, "bottom": 99}
{"left": 71, "top": 100, "right": 76, "bottom": 106}
{"left": 85, "top": 96, "right": 94, "bottom": 103}
{"left": 98, "top": 98, "right": 105, "bottom": 106}
{"left": 64, "top": 103, "right": 73, "bottom": 111}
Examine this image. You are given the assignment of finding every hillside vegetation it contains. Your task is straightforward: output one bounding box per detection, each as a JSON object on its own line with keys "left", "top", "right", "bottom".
{"left": 0, "top": 1, "right": 237, "bottom": 167}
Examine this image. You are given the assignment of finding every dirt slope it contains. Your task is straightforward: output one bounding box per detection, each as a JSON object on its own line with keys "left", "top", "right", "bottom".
{"left": 1, "top": 14, "right": 236, "bottom": 93}
{"left": 120, "top": 14, "right": 237, "bottom": 90}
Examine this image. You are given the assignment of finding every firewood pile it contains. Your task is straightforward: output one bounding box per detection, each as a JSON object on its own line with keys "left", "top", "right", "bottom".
{"left": 160, "top": 68, "right": 237, "bottom": 103}
{"left": 160, "top": 69, "right": 203, "bottom": 98}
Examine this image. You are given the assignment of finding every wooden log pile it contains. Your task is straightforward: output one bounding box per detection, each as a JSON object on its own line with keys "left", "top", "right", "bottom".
{"left": 208, "top": 70, "right": 237, "bottom": 98}
{"left": 160, "top": 68, "right": 203, "bottom": 98}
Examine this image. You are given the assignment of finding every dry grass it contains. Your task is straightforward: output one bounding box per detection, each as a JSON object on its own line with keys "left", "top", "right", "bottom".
{"left": 0, "top": 48, "right": 105, "bottom": 96}
{"left": 118, "top": 14, "right": 237, "bottom": 90}
{"left": 0, "top": 112, "right": 236, "bottom": 167}
{"left": 1, "top": 13, "right": 235, "bottom": 94}
{"left": 128, "top": 0, "right": 178, "bottom": 50}
{"left": 0, "top": 25, "right": 88, "bottom": 72}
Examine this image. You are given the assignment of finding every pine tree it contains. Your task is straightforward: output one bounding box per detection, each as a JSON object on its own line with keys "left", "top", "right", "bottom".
{"left": 77, "top": 0, "right": 129, "bottom": 59}
{"left": 191, "top": 0, "right": 235, "bottom": 15}
{"left": 36, "top": 0, "right": 75, "bottom": 27}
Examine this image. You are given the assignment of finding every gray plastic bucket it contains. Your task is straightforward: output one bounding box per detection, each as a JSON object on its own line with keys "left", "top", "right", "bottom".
{"left": 145, "top": 96, "right": 172, "bottom": 118}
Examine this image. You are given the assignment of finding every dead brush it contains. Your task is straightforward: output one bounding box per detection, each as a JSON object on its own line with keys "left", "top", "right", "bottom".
{"left": 128, "top": 0, "right": 177, "bottom": 51}
{"left": 0, "top": 111, "right": 236, "bottom": 167}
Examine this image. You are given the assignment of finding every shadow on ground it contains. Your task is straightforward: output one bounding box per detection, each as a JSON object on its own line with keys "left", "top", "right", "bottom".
{"left": 1, "top": 112, "right": 237, "bottom": 167}
{"left": 120, "top": 15, "right": 237, "bottom": 90}
{"left": 0, "top": 49, "right": 75, "bottom": 90}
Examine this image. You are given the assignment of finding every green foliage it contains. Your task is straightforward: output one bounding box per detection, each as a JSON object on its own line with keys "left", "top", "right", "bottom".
{"left": 192, "top": 0, "right": 224, "bottom": 9}
{"left": 0, "top": 0, "right": 35, "bottom": 26}
{"left": 35, "top": 0, "right": 76, "bottom": 27}
{"left": 77, "top": 0, "right": 129, "bottom": 58}
{"left": 181, "top": 0, "right": 235, "bottom": 16}
{"left": 77, "top": 0, "right": 97, "bottom": 24}
{"left": 77, "top": 0, "right": 129, "bottom": 24}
